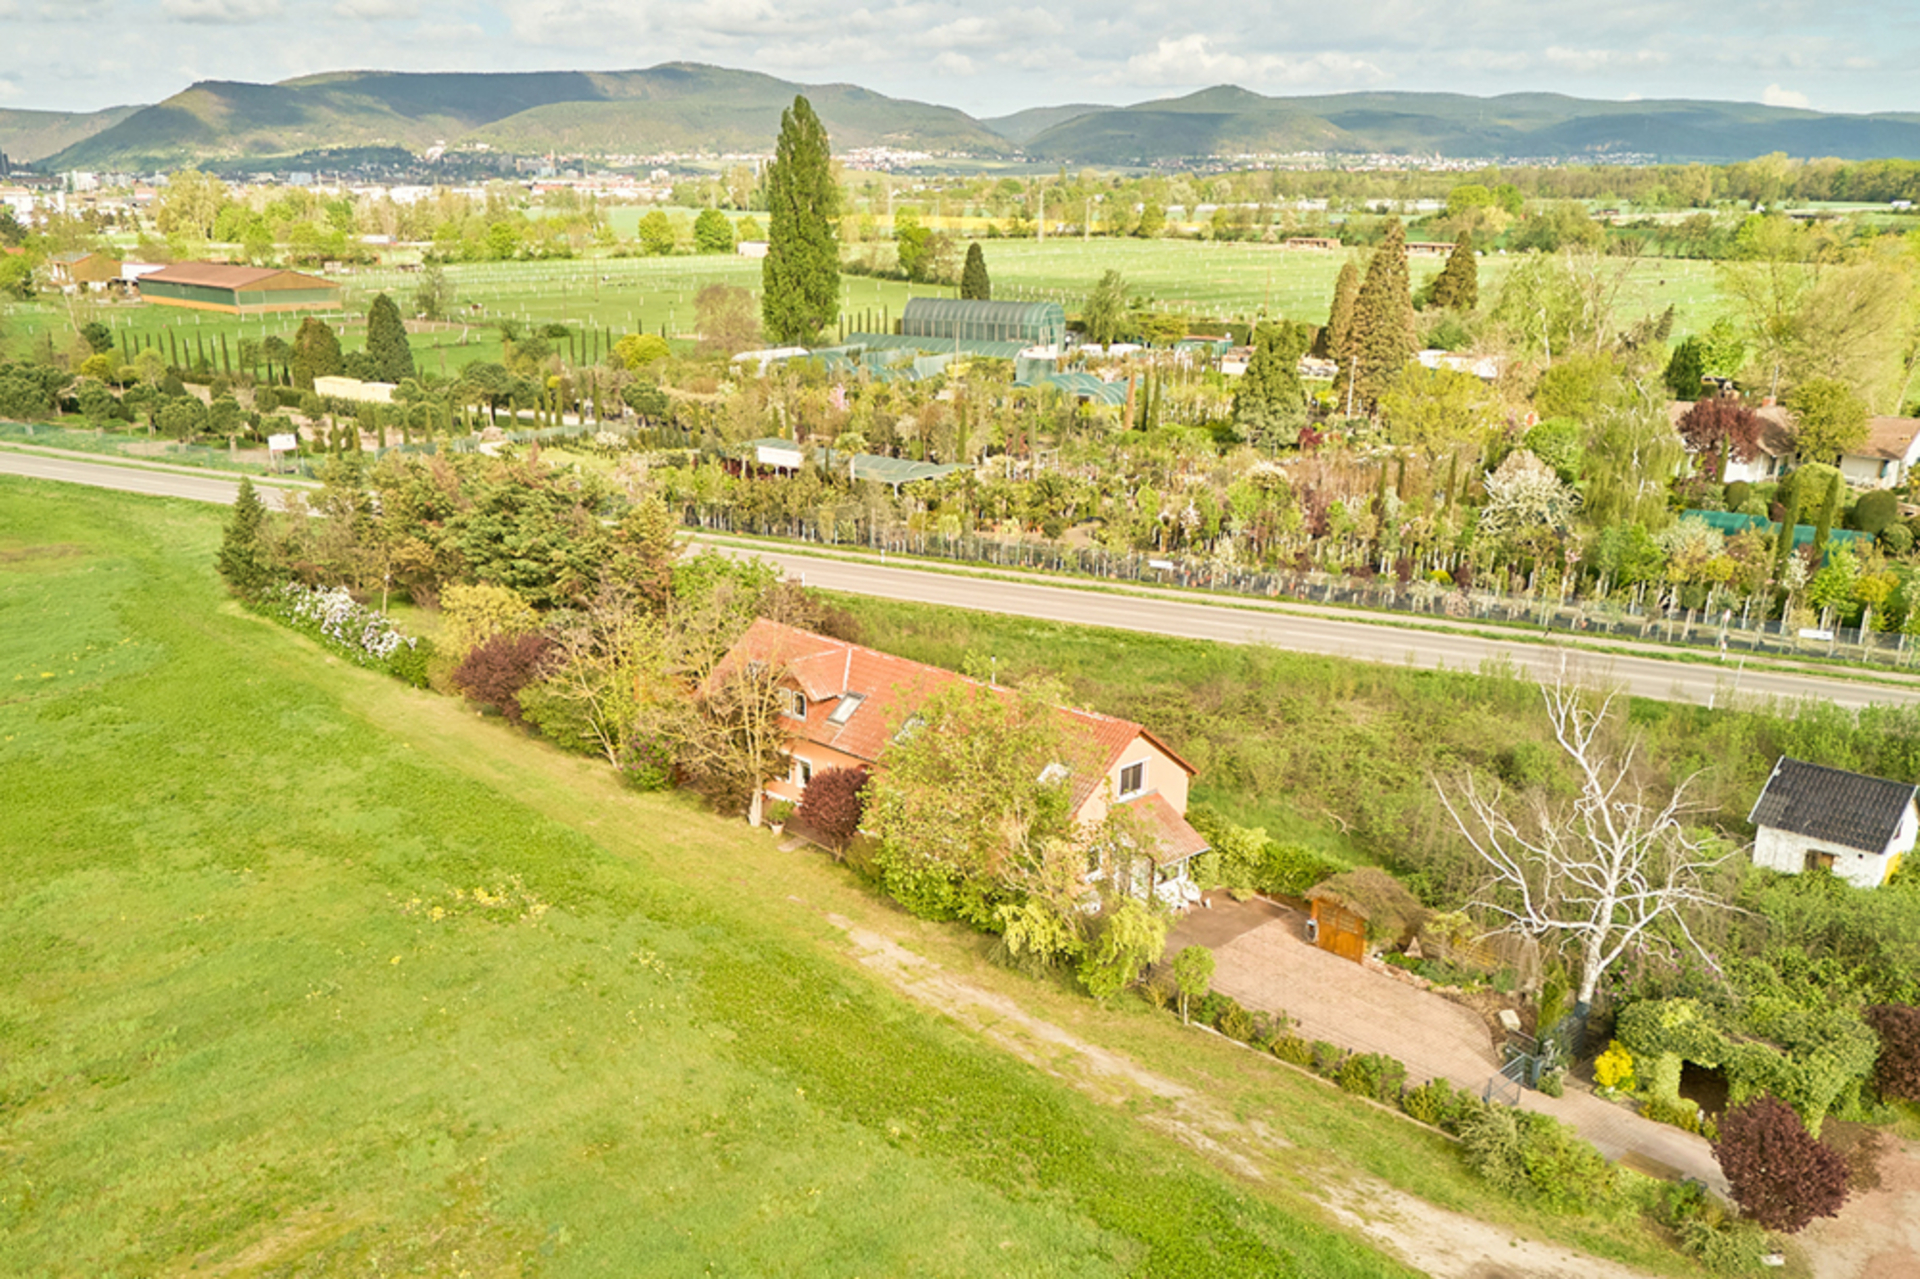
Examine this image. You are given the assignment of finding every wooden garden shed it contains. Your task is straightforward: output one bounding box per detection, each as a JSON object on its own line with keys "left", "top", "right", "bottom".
{"left": 1306, "top": 869, "right": 1427, "bottom": 965}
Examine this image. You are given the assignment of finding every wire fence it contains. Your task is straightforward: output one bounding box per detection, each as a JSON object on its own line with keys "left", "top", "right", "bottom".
{"left": 11, "top": 412, "right": 1911, "bottom": 672}
{"left": 685, "top": 504, "right": 1920, "bottom": 671}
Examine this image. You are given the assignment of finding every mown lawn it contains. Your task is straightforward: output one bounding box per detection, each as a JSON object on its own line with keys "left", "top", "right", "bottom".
{"left": 0, "top": 477, "right": 1426, "bottom": 1276}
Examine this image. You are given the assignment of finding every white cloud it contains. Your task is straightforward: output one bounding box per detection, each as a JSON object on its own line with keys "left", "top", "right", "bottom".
{"left": 1763, "top": 82, "right": 1811, "bottom": 108}
{"left": 1118, "top": 35, "right": 1384, "bottom": 88}
{"left": 1543, "top": 46, "right": 1669, "bottom": 73}
{"left": 332, "top": 0, "right": 418, "bottom": 19}
{"left": 162, "top": 0, "right": 282, "bottom": 22}
{"left": 931, "top": 51, "right": 975, "bottom": 75}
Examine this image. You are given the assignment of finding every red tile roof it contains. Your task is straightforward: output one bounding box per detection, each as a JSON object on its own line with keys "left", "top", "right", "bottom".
{"left": 717, "top": 619, "right": 1193, "bottom": 813}
{"left": 1120, "top": 791, "right": 1210, "bottom": 863}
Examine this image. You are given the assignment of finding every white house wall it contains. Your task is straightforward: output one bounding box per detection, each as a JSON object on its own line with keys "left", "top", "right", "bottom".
{"left": 1753, "top": 823, "right": 1896, "bottom": 889}
{"left": 1840, "top": 455, "right": 1896, "bottom": 488}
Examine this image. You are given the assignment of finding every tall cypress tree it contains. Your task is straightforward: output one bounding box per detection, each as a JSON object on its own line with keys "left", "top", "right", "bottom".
{"left": 1812, "top": 467, "right": 1843, "bottom": 559}
{"left": 1325, "top": 261, "right": 1359, "bottom": 362}
{"left": 1346, "top": 218, "right": 1417, "bottom": 403}
{"left": 1430, "top": 232, "right": 1478, "bottom": 312}
{"left": 960, "top": 242, "right": 991, "bottom": 300}
{"left": 365, "top": 292, "right": 416, "bottom": 384}
{"left": 762, "top": 96, "right": 839, "bottom": 346}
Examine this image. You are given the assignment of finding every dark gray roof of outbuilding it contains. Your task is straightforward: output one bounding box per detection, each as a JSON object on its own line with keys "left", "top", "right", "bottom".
{"left": 1748, "top": 756, "right": 1917, "bottom": 854}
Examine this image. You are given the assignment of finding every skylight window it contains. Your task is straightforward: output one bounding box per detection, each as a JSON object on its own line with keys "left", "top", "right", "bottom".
{"left": 827, "top": 693, "right": 865, "bottom": 726}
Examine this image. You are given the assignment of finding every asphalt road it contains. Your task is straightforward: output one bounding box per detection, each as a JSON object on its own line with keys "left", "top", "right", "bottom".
{"left": 0, "top": 447, "right": 308, "bottom": 508}
{"left": 731, "top": 545, "right": 1920, "bottom": 711}
{"left": 5, "top": 446, "right": 1912, "bottom": 712}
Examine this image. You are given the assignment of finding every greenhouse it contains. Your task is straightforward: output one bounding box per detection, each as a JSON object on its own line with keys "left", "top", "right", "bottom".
{"left": 899, "top": 298, "right": 1066, "bottom": 347}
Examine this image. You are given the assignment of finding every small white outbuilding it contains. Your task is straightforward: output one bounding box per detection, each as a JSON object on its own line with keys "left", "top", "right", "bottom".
{"left": 1748, "top": 756, "right": 1918, "bottom": 890}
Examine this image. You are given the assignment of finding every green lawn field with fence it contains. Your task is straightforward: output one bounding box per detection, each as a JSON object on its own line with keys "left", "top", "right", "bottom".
{"left": 2, "top": 233, "right": 1730, "bottom": 378}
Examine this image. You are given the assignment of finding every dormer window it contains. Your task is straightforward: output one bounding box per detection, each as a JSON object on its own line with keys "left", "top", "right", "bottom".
{"left": 787, "top": 690, "right": 808, "bottom": 719}
{"left": 1119, "top": 761, "right": 1146, "bottom": 798}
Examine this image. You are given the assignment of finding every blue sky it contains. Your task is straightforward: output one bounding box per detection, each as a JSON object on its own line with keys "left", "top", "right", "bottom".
{"left": 2, "top": 0, "right": 1913, "bottom": 119}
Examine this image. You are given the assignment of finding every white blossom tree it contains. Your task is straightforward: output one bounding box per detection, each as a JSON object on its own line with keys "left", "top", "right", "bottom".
{"left": 1435, "top": 672, "right": 1731, "bottom": 1006}
{"left": 1475, "top": 448, "right": 1580, "bottom": 541}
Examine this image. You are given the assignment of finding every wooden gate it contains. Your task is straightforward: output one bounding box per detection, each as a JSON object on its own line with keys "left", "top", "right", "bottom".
{"left": 1311, "top": 898, "right": 1367, "bottom": 964}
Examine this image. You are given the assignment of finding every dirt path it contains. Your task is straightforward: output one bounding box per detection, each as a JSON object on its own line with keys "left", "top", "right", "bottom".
{"left": 1801, "top": 1137, "right": 1920, "bottom": 1279}
{"left": 821, "top": 909, "right": 1668, "bottom": 1279}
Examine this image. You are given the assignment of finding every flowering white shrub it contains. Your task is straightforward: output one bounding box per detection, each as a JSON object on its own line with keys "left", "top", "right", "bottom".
{"left": 259, "top": 583, "right": 419, "bottom": 671}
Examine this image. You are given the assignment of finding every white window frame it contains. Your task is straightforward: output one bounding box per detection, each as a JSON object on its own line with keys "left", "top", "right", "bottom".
{"left": 793, "top": 755, "right": 814, "bottom": 788}
{"left": 787, "top": 689, "right": 808, "bottom": 719}
{"left": 1118, "top": 760, "right": 1146, "bottom": 798}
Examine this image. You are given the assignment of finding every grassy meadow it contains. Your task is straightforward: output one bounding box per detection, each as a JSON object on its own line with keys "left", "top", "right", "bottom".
{"left": 0, "top": 477, "right": 1732, "bottom": 1276}
{"left": 1, "top": 233, "right": 1728, "bottom": 377}
{"left": 0, "top": 476, "right": 1419, "bottom": 1276}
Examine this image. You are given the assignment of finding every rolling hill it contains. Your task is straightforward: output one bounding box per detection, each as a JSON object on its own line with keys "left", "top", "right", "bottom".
{"left": 1020, "top": 88, "right": 1920, "bottom": 163}
{"left": 979, "top": 103, "right": 1113, "bottom": 145}
{"left": 46, "top": 64, "right": 1009, "bottom": 170}
{"left": 31, "top": 68, "right": 1920, "bottom": 171}
{"left": 0, "top": 105, "right": 143, "bottom": 164}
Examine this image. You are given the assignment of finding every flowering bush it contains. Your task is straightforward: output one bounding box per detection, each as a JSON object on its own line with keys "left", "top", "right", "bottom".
{"left": 256, "top": 583, "right": 423, "bottom": 677}
{"left": 1593, "top": 1040, "right": 1635, "bottom": 1093}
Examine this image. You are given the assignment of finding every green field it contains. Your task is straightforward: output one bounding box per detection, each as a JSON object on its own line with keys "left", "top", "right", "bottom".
{"left": 0, "top": 477, "right": 1724, "bottom": 1276}
{"left": 1, "top": 477, "right": 1417, "bottom": 1276}
{"left": 1, "top": 235, "right": 1729, "bottom": 378}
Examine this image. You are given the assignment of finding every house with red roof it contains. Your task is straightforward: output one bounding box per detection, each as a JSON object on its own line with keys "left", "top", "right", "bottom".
{"left": 718, "top": 619, "right": 1210, "bottom": 907}
{"left": 1670, "top": 399, "right": 1920, "bottom": 489}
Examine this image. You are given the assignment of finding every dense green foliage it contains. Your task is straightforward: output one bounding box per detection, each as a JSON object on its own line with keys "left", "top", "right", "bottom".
{"left": 1343, "top": 218, "right": 1417, "bottom": 401}
{"left": 693, "top": 207, "right": 735, "bottom": 254}
{"left": 1232, "top": 320, "right": 1310, "bottom": 449}
{"left": 1428, "top": 233, "right": 1478, "bottom": 312}
{"left": 960, "top": 241, "right": 991, "bottom": 300}
{"left": 289, "top": 315, "right": 343, "bottom": 390}
{"left": 762, "top": 96, "right": 840, "bottom": 345}
{"left": 214, "top": 475, "right": 273, "bottom": 596}
{"left": 363, "top": 292, "right": 415, "bottom": 384}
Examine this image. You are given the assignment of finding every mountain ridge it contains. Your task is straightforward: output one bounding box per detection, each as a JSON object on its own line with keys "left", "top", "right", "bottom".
{"left": 1022, "top": 87, "right": 1920, "bottom": 162}
{"left": 19, "top": 67, "right": 1920, "bottom": 171}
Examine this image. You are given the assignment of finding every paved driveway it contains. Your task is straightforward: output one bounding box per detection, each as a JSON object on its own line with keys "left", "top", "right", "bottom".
{"left": 1169, "top": 897, "right": 1728, "bottom": 1196}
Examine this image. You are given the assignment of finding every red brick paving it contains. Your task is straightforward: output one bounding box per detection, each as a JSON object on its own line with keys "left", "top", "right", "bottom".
{"left": 1169, "top": 897, "right": 1728, "bottom": 1196}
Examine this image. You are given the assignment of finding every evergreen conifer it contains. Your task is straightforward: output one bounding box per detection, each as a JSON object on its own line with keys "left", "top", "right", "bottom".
{"left": 365, "top": 293, "right": 415, "bottom": 385}
{"left": 762, "top": 96, "right": 840, "bottom": 345}
{"left": 216, "top": 476, "right": 275, "bottom": 597}
{"left": 960, "top": 242, "right": 991, "bottom": 300}
{"left": 1233, "top": 320, "right": 1310, "bottom": 451}
{"left": 1325, "top": 261, "right": 1359, "bottom": 361}
{"left": 1430, "top": 232, "right": 1478, "bottom": 311}
{"left": 1346, "top": 219, "right": 1417, "bottom": 404}
{"left": 290, "top": 317, "right": 343, "bottom": 391}
{"left": 1813, "top": 467, "right": 1843, "bottom": 557}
